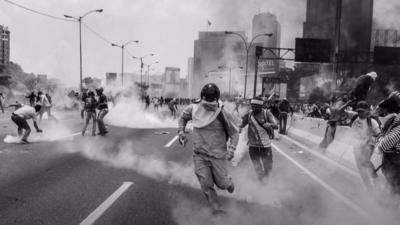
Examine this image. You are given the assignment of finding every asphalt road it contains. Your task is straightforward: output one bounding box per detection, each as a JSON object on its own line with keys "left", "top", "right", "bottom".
{"left": 0, "top": 110, "right": 396, "bottom": 225}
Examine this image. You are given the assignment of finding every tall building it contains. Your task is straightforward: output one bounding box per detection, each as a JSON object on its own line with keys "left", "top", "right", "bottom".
{"left": 187, "top": 57, "right": 194, "bottom": 98}
{"left": 252, "top": 12, "right": 284, "bottom": 97}
{"left": 0, "top": 25, "right": 10, "bottom": 64}
{"left": 303, "top": 0, "right": 373, "bottom": 53}
{"left": 162, "top": 67, "right": 181, "bottom": 97}
{"left": 252, "top": 12, "right": 281, "bottom": 49}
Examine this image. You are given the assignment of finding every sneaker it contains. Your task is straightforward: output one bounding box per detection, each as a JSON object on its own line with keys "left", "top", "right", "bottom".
{"left": 20, "top": 139, "right": 30, "bottom": 144}
{"left": 227, "top": 183, "right": 235, "bottom": 193}
{"left": 92, "top": 133, "right": 96, "bottom": 136}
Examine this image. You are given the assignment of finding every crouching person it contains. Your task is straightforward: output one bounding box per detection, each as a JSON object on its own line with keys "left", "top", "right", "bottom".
{"left": 178, "top": 83, "right": 238, "bottom": 215}
{"left": 11, "top": 104, "right": 43, "bottom": 144}
{"left": 240, "top": 97, "right": 278, "bottom": 181}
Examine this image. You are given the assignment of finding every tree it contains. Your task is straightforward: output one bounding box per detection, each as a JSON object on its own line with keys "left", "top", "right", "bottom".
{"left": 0, "top": 76, "right": 13, "bottom": 88}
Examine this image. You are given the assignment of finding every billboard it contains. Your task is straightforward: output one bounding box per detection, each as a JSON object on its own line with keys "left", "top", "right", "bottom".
{"left": 295, "top": 38, "right": 332, "bottom": 63}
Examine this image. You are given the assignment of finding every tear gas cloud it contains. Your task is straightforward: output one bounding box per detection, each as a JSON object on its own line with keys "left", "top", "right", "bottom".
{"left": 105, "top": 85, "right": 178, "bottom": 128}
{"left": 63, "top": 133, "right": 400, "bottom": 225}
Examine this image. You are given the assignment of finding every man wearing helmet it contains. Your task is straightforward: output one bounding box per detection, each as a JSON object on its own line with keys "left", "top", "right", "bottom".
{"left": 96, "top": 87, "right": 109, "bottom": 135}
{"left": 178, "top": 83, "right": 239, "bottom": 214}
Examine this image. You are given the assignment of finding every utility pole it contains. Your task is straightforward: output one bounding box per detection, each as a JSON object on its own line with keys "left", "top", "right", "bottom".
{"left": 64, "top": 9, "right": 103, "bottom": 93}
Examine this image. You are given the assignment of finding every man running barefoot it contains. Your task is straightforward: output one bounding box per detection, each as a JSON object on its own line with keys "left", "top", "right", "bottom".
{"left": 11, "top": 104, "right": 43, "bottom": 144}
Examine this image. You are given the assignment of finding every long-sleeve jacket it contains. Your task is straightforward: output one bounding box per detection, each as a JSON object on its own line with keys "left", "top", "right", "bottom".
{"left": 179, "top": 103, "right": 239, "bottom": 159}
{"left": 240, "top": 109, "right": 278, "bottom": 148}
{"left": 376, "top": 114, "right": 400, "bottom": 153}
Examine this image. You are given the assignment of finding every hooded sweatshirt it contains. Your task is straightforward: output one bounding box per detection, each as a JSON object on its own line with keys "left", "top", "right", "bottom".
{"left": 179, "top": 101, "right": 239, "bottom": 158}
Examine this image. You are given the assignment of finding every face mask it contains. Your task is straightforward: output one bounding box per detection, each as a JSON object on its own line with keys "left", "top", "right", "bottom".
{"left": 252, "top": 107, "right": 262, "bottom": 114}
{"left": 201, "top": 100, "right": 219, "bottom": 111}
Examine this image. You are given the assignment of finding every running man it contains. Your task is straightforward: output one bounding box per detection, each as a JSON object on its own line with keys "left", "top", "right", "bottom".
{"left": 178, "top": 83, "right": 238, "bottom": 215}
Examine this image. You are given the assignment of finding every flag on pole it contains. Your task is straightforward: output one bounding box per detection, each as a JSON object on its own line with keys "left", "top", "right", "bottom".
{"left": 207, "top": 20, "right": 212, "bottom": 27}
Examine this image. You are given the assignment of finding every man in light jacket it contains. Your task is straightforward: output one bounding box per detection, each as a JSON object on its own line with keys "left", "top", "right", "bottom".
{"left": 178, "top": 83, "right": 239, "bottom": 215}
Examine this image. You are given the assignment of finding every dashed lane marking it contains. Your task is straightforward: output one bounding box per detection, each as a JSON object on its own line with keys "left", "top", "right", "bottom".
{"left": 271, "top": 143, "right": 370, "bottom": 219}
{"left": 80, "top": 182, "right": 134, "bottom": 225}
{"left": 164, "top": 135, "right": 179, "bottom": 148}
{"left": 279, "top": 135, "right": 359, "bottom": 178}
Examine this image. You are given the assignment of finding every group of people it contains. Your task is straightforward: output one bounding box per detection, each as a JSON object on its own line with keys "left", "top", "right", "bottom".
{"left": 80, "top": 87, "right": 109, "bottom": 136}
{"left": 317, "top": 71, "right": 400, "bottom": 194}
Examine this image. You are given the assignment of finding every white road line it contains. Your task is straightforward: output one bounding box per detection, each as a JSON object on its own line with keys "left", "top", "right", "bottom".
{"left": 279, "top": 135, "right": 359, "bottom": 178}
{"left": 271, "top": 143, "right": 370, "bottom": 219}
{"left": 164, "top": 135, "right": 179, "bottom": 148}
{"left": 80, "top": 182, "right": 133, "bottom": 225}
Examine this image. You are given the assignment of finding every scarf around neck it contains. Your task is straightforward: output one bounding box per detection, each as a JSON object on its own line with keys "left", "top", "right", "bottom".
{"left": 191, "top": 100, "right": 222, "bottom": 128}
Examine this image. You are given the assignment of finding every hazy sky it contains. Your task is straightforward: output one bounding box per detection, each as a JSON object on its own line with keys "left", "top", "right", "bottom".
{"left": 1, "top": 0, "right": 399, "bottom": 86}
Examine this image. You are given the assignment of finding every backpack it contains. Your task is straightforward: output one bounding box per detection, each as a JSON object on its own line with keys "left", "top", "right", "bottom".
{"left": 349, "top": 115, "right": 380, "bottom": 131}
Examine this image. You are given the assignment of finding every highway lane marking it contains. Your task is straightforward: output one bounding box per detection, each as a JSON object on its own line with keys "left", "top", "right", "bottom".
{"left": 271, "top": 143, "right": 370, "bottom": 219}
{"left": 279, "top": 135, "right": 360, "bottom": 178}
{"left": 80, "top": 182, "right": 134, "bottom": 225}
{"left": 164, "top": 135, "right": 179, "bottom": 148}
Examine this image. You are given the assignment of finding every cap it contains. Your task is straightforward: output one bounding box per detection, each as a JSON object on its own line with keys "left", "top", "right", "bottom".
{"left": 356, "top": 101, "right": 369, "bottom": 112}
{"left": 366, "top": 71, "right": 377, "bottom": 80}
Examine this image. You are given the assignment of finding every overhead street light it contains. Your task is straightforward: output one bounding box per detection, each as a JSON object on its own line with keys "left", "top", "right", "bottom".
{"left": 132, "top": 53, "right": 155, "bottom": 86}
{"left": 64, "top": 9, "right": 103, "bottom": 93}
{"left": 224, "top": 31, "right": 273, "bottom": 98}
{"left": 111, "top": 40, "right": 139, "bottom": 87}
{"left": 146, "top": 61, "right": 159, "bottom": 85}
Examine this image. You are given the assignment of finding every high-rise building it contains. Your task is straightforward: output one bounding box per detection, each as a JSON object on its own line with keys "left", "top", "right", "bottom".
{"left": 0, "top": 25, "right": 10, "bottom": 64}
{"left": 303, "top": 0, "right": 373, "bottom": 53}
{"left": 187, "top": 57, "right": 194, "bottom": 98}
{"left": 162, "top": 67, "right": 181, "bottom": 97}
{"left": 252, "top": 12, "right": 284, "bottom": 97}
{"left": 252, "top": 12, "right": 281, "bottom": 49}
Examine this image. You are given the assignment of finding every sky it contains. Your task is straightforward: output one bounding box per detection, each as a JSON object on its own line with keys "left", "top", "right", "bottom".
{"left": 1, "top": 0, "right": 400, "bottom": 87}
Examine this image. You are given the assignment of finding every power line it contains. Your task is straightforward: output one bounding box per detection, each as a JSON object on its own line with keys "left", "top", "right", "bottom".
{"left": 81, "top": 22, "right": 113, "bottom": 45}
{"left": 3, "top": 0, "right": 74, "bottom": 22}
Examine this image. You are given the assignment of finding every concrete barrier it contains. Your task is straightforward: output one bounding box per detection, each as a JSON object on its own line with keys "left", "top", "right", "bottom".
{"left": 287, "top": 115, "right": 382, "bottom": 172}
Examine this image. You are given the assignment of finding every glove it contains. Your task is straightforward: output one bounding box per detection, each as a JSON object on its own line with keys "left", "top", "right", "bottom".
{"left": 226, "top": 149, "right": 235, "bottom": 161}
{"left": 37, "top": 129, "right": 43, "bottom": 133}
{"left": 178, "top": 130, "right": 187, "bottom": 146}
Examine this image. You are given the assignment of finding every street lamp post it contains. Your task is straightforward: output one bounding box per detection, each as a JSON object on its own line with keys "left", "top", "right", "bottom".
{"left": 111, "top": 40, "right": 139, "bottom": 87}
{"left": 224, "top": 31, "right": 272, "bottom": 98}
{"left": 146, "top": 61, "right": 159, "bottom": 85}
{"left": 132, "top": 53, "right": 154, "bottom": 86}
{"left": 64, "top": 9, "right": 103, "bottom": 93}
